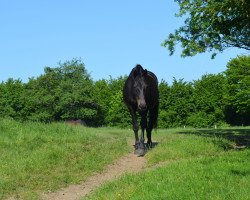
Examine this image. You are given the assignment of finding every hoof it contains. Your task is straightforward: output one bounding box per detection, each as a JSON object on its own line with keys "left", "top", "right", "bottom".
{"left": 134, "top": 148, "right": 145, "bottom": 157}
{"left": 134, "top": 141, "right": 146, "bottom": 156}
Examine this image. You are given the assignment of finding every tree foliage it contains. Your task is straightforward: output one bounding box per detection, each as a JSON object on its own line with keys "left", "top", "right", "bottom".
{"left": 162, "top": 0, "right": 250, "bottom": 58}
{"left": 188, "top": 73, "right": 227, "bottom": 127}
{"left": 159, "top": 79, "right": 194, "bottom": 128}
{"left": 0, "top": 79, "right": 25, "bottom": 120}
{"left": 5, "top": 59, "right": 101, "bottom": 125}
{"left": 0, "top": 56, "right": 249, "bottom": 127}
{"left": 224, "top": 55, "right": 250, "bottom": 125}
{"left": 93, "top": 76, "right": 131, "bottom": 127}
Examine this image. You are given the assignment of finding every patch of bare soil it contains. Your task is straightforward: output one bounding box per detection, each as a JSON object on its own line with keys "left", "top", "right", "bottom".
{"left": 41, "top": 151, "right": 146, "bottom": 200}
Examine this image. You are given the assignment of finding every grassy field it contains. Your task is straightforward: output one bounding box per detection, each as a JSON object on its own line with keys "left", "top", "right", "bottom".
{"left": 0, "top": 119, "right": 131, "bottom": 200}
{"left": 86, "top": 128, "right": 250, "bottom": 200}
{"left": 0, "top": 119, "right": 249, "bottom": 200}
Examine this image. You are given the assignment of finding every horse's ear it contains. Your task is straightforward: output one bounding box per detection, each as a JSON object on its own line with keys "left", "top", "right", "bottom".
{"left": 143, "top": 69, "right": 148, "bottom": 76}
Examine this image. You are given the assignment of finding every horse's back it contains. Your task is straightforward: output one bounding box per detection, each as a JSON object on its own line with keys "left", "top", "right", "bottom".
{"left": 147, "top": 71, "right": 158, "bottom": 85}
{"left": 146, "top": 71, "right": 159, "bottom": 104}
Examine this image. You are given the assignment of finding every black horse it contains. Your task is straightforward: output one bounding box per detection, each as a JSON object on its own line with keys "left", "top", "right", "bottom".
{"left": 123, "top": 64, "right": 159, "bottom": 156}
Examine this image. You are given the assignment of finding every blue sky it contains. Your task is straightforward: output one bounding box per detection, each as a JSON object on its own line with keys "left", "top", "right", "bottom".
{"left": 0, "top": 1, "right": 248, "bottom": 84}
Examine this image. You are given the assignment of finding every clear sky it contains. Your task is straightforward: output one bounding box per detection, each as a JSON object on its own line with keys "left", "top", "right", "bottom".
{"left": 0, "top": 1, "right": 248, "bottom": 84}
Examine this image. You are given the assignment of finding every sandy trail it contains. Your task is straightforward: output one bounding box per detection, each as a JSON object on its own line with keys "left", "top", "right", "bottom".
{"left": 41, "top": 150, "right": 146, "bottom": 200}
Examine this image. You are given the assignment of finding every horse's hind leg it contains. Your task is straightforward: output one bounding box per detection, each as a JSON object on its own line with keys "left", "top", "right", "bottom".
{"left": 146, "top": 128, "right": 152, "bottom": 148}
{"left": 146, "top": 112, "right": 153, "bottom": 148}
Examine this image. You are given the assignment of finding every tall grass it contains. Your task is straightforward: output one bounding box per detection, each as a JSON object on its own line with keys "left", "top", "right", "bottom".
{"left": 86, "top": 128, "right": 250, "bottom": 200}
{"left": 0, "top": 119, "right": 130, "bottom": 199}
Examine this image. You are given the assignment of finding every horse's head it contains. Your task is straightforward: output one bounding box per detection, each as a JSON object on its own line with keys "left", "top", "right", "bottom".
{"left": 132, "top": 65, "right": 148, "bottom": 111}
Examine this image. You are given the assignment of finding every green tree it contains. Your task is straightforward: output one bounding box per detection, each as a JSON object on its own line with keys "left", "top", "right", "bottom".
{"left": 158, "top": 80, "right": 172, "bottom": 128}
{"left": 188, "top": 73, "right": 227, "bottom": 127}
{"left": 104, "top": 76, "right": 130, "bottom": 127}
{"left": 0, "top": 79, "right": 25, "bottom": 120}
{"left": 55, "top": 60, "right": 98, "bottom": 125}
{"left": 160, "top": 78, "right": 194, "bottom": 128}
{"left": 106, "top": 90, "right": 130, "bottom": 127}
{"left": 93, "top": 79, "right": 110, "bottom": 125}
{"left": 23, "top": 59, "right": 101, "bottom": 125}
{"left": 224, "top": 55, "right": 250, "bottom": 125}
{"left": 23, "top": 73, "right": 61, "bottom": 122}
{"left": 162, "top": 0, "right": 250, "bottom": 58}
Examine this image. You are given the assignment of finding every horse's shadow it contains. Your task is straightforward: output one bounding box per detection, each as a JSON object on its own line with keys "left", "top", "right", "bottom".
{"left": 178, "top": 128, "right": 250, "bottom": 150}
{"left": 149, "top": 142, "right": 159, "bottom": 149}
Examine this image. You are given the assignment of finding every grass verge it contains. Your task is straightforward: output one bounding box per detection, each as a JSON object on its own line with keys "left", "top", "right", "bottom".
{"left": 0, "top": 119, "right": 131, "bottom": 200}
{"left": 86, "top": 128, "right": 250, "bottom": 200}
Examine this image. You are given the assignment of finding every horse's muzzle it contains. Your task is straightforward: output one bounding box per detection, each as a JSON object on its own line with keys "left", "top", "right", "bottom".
{"left": 138, "top": 103, "right": 147, "bottom": 111}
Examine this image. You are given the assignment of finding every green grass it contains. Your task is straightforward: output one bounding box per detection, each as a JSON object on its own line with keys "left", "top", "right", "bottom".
{"left": 86, "top": 128, "right": 250, "bottom": 200}
{"left": 0, "top": 119, "right": 131, "bottom": 200}
{"left": 1, "top": 119, "right": 249, "bottom": 200}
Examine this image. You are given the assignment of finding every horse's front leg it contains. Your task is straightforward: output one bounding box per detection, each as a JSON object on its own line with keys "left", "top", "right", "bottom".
{"left": 129, "top": 107, "right": 146, "bottom": 156}
{"left": 132, "top": 113, "right": 145, "bottom": 156}
{"left": 128, "top": 107, "right": 140, "bottom": 145}
{"left": 140, "top": 111, "right": 148, "bottom": 144}
{"left": 131, "top": 110, "right": 139, "bottom": 144}
{"left": 133, "top": 111, "right": 147, "bottom": 156}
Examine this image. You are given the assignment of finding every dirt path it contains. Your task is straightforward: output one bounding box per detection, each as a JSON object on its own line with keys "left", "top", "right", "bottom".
{"left": 42, "top": 150, "right": 146, "bottom": 200}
